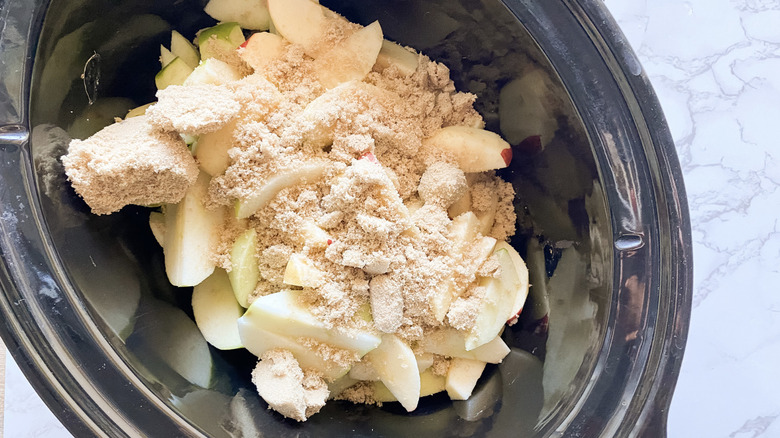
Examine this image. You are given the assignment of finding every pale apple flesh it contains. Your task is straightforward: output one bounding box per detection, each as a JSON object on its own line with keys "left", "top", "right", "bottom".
{"left": 192, "top": 269, "right": 244, "bottom": 350}
{"left": 235, "top": 161, "right": 328, "bottom": 219}
{"left": 363, "top": 333, "right": 420, "bottom": 411}
{"left": 423, "top": 126, "right": 512, "bottom": 172}
{"left": 228, "top": 228, "right": 260, "bottom": 308}
{"left": 314, "top": 21, "right": 384, "bottom": 89}
{"left": 163, "top": 172, "right": 225, "bottom": 287}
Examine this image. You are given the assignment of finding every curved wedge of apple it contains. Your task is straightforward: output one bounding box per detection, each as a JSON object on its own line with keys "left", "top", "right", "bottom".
{"left": 445, "top": 358, "right": 486, "bottom": 400}
{"left": 239, "top": 289, "right": 381, "bottom": 354}
{"left": 235, "top": 160, "right": 328, "bottom": 219}
{"left": 267, "top": 0, "right": 326, "bottom": 57}
{"left": 499, "top": 67, "right": 559, "bottom": 149}
{"left": 464, "top": 245, "right": 526, "bottom": 350}
{"left": 184, "top": 58, "right": 243, "bottom": 86}
{"left": 420, "top": 328, "right": 509, "bottom": 364}
{"left": 205, "top": 0, "right": 271, "bottom": 31}
{"left": 238, "top": 32, "right": 285, "bottom": 72}
{"left": 364, "top": 334, "right": 420, "bottom": 411}
{"left": 314, "top": 21, "right": 383, "bottom": 89}
{"left": 372, "top": 369, "right": 445, "bottom": 402}
{"left": 192, "top": 269, "right": 244, "bottom": 350}
{"left": 423, "top": 126, "right": 512, "bottom": 172}
{"left": 374, "top": 39, "right": 418, "bottom": 76}
{"left": 238, "top": 326, "right": 349, "bottom": 381}
{"left": 229, "top": 228, "right": 259, "bottom": 308}
{"left": 194, "top": 119, "right": 237, "bottom": 176}
{"left": 164, "top": 172, "right": 225, "bottom": 287}
{"left": 495, "top": 241, "right": 530, "bottom": 324}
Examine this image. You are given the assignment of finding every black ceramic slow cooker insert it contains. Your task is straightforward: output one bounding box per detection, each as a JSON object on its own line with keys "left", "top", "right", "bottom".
{"left": 0, "top": 0, "right": 692, "bottom": 436}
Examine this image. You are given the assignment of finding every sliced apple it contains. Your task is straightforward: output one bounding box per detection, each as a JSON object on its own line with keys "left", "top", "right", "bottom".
{"left": 267, "top": 0, "right": 326, "bottom": 57}
{"left": 185, "top": 57, "right": 243, "bottom": 86}
{"left": 171, "top": 30, "right": 200, "bottom": 69}
{"left": 149, "top": 211, "right": 165, "bottom": 246}
{"left": 126, "top": 102, "right": 154, "bottom": 119}
{"left": 475, "top": 189, "right": 499, "bottom": 235}
{"left": 198, "top": 22, "right": 246, "bottom": 60}
{"left": 364, "top": 334, "right": 420, "bottom": 411}
{"left": 229, "top": 228, "right": 259, "bottom": 308}
{"left": 374, "top": 39, "right": 417, "bottom": 76}
{"left": 348, "top": 361, "right": 379, "bottom": 381}
{"left": 298, "top": 220, "right": 331, "bottom": 248}
{"left": 494, "top": 241, "right": 530, "bottom": 324}
{"left": 372, "top": 369, "right": 445, "bottom": 402}
{"left": 448, "top": 187, "right": 472, "bottom": 219}
{"left": 313, "top": 21, "right": 383, "bottom": 89}
{"left": 160, "top": 45, "right": 176, "bottom": 68}
{"left": 194, "top": 119, "right": 237, "bottom": 176}
{"left": 155, "top": 57, "right": 194, "bottom": 90}
{"left": 328, "top": 375, "right": 359, "bottom": 399}
{"left": 235, "top": 160, "right": 328, "bottom": 219}
{"left": 238, "top": 31, "right": 285, "bottom": 72}
{"left": 416, "top": 353, "right": 435, "bottom": 373}
{"left": 238, "top": 326, "right": 349, "bottom": 380}
{"left": 239, "top": 289, "right": 381, "bottom": 354}
{"left": 283, "top": 253, "right": 324, "bottom": 288}
{"left": 163, "top": 172, "right": 225, "bottom": 287}
{"left": 423, "top": 126, "right": 512, "bottom": 172}
{"left": 192, "top": 269, "right": 244, "bottom": 350}
{"left": 419, "top": 328, "right": 509, "bottom": 364}
{"left": 204, "top": 0, "right": 271, "bottom": 31}
{"left": 464, "top": 247, "right": 522, "bottom": 350}
{"left": 446, "top": 358, "right": 486, "bottom": 400}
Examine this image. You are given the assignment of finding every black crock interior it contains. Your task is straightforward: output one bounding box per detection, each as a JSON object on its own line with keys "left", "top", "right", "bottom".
{"left": 0, "top": 0, "right": 691, "bottom": 437}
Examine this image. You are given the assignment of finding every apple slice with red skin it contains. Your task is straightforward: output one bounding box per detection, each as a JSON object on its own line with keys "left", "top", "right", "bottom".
{"left": 423, "top": 126, "right": 512, "bottom": 172}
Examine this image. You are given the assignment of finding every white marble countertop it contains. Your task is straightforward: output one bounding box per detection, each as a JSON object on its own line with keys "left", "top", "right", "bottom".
{"left": 4, "top": 1, "right": 780, "bottom": 437}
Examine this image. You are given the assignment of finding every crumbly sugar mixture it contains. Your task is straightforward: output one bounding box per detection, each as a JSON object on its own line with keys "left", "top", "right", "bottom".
{"left": 61, "top": 8, "right": 518, "bottom": 421}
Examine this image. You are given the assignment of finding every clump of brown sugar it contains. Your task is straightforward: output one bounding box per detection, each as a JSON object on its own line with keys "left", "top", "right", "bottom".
{"left": 62, "top": 115, "right": 198, "bottom": 215}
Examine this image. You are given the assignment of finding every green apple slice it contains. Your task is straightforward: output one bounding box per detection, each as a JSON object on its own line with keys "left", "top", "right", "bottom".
{"left": 464, "top": 247, "right": 521, "bottom": 350}
{"left": 160, "top": 44, "right": 176, "bottom": 68}
{"left": 372, "top": 369, "right": 445, "bottom": 402}
{"left": 374, "top": 39, "right": 418, "bottom": 76}
{"left": 238, "top": 31, "right": 285, "bottom": 72}
{"left": 228, "top": 228, "right": 259, "bottom": 308}
{"left": 164, "top": 172, "right": 225, "bottom": 287}
{"left": 419, "top": 328, "right": 509, "bottom": 364}
{"left": 239, "top": 289, "right": 381, "bottom": 354}
{"left": 184, "top": 57, "right": 243, "bottom": 86}
{"left": 423, "top": 126, "right": 512, "bottom": 172}
{"left": 194, "top": 119, "right": 237, "bottom": 176}
{"left": 149, "top": 211, "right": 165, "bottom": 246}
{"left": 198, "top": 22, "right": 245, "bottom": 60}
{"left": 204, "top": 0, "right": 271, "bottom": 31}
{"left": 235, "top": 160, "right": 328, "bottom": 219}
{"left": 155, "top": 57, "right": 194, "bottom": 90}
{"left": 171, "top": 30, "right": 200, "bottom": 69}
{"left": 283, "top": 253, "right": 324, "bottom": 288}
{"left": 364, "top": 334, "right": 420, "bottom": 411}
{"left": 313, "top": 21, "right": 384, "bottom": 89}
{"left": 267, "top": 0, "right": 326, "bottom": 57}
{"left": 445, "top": 358, "right": 486, "bottom": 400}
{"left": 192, "top": 269, "right": 244, "bottom": 350}
{"left": 238, "top": 325, "right": 349, "bottom": 380}
{"left": 495, "top": 241, "right": 530, "bottom": 324}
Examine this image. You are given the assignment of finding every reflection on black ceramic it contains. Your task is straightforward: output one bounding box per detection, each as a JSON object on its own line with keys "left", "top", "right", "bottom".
{"left": 0, "top": 0, "right": 691, "bottom": 437}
